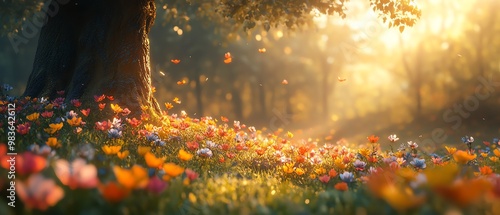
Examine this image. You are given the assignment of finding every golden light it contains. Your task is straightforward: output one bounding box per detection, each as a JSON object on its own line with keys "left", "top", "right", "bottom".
{"left": 177, "top": 29, "right": 183, "bottom": 35}
{"left": 283, "top": 46, "right": 292, "bottom": 55}
{"left": 255, "top": 34, "right": 262, "bottom": 41}
{"left": 173, "top": 26, "right": 179, "bottom": 31}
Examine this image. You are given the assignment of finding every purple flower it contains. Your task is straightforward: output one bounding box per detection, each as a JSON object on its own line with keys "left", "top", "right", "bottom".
{"left": 353, "top": 159, "right": 367, "bottom": 171}
{"left": 339, "top": 171, "right": 355, "bottom": 183}
{"left": 108, "top": 128, "right": 122, "bottom": 138}
{"left": 146, "top": 176, "right": 168, "bottom": 195}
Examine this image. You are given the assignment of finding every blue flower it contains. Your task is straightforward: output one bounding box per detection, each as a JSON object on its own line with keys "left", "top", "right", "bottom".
{"left": 2, "top": 84, "right": 13, "bottom": 92}
{"left": 146, "top": 132, "right": 160, "bottom": 142}
{"left": 461, "top": 136, "right": 474, "bottom": 144}
{"left": 493, "top": 138, "right": 499, "bottom": 145}
{"left": 340, "top": 171, "right": 355, "bottom": 183}
{"left": 410, "top": 158, "right": 426, "bottom": 169}
{"left": 108, "top": 128, "right": 122, "bottom": 138}
{"left": 154, "top": 139, "right": 166, "bottom": 146}
{"left": 197, "top": 148, "right": 213, "bottom": 158}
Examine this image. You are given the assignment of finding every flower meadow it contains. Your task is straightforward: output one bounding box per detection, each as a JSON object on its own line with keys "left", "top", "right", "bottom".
{"left": 1, "top": 91, "right": 500, "bottom": 215}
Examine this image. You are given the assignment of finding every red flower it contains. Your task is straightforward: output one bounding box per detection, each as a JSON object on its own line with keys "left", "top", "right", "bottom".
{"left": 126, "top": 117, "right": 141, "bottom": 127}
{"left": 319, "top": 175, "right": 331, "bottom": 184}
{"left": 255, "top": 148, "right": 266, "bottom": 156}
{"left": 186, "top": 141, "right": 199, "bottom": 151}
{"left": 220, "top": 143, "right": 230, "bottom": 151}
{"left": 70, "top": 99, "right": 81, "bottom": 107}
{"left": 95, "top": 120, "right": 111, "bottom": 131}
{"left": 94, "top": 94, "right": 105, "bottom": 102}
{"left": 41, "top": 111, "right": 54, "bottom": 118}
{"left": 16, "top": 122, "right": 30, "bottom": 135}
{"left": 367, "top": 135, "right": 379, "bottom": 143}
{"left": 80, "top": 108, "right": 90, "bottom": 117}
{"left": 1, "top": 152, "right": 46, "bottom": 175}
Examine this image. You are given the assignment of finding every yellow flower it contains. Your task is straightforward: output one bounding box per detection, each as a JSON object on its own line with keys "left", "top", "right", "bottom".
{"left": 314, "top": 167, "right": 326, "bottom": 175}
{"left": 334, "top": 157, "right": 347, "bottom": 170}
{"left": 295, "top": 168, "right": 305, "bottom": 176}
{"left": 102, "top": 145, "right": 122, "bottom": 155}
{"left": 282, "top": 162, "right": 295, "bottom": 174}
{"left": 286, "top": 131, "right": 293, "bottom": 138}
{"left": 309, "top": 174, "right": 317, "bottom": 179}
{"left": 493, "top": 149, "right": 500, "bottom": 157}
{"left": 380, "top": 184, "right": 425, "bottom": 211}
{"left": 137, "top": 146, "right": 151, "bottom": 156}
{"left": 26, "top": 113, "right": 40, "bottom": 121}
{"left": 67, "top": 117, "right": 82, "bottom": 126}
{"left": 424, "top": 164, "right": 459, "bottom": 188}
{"left": 453, "top": 150, "right": 476, "bottom": 164}
{"left": 481, "top": 152, "right": 489, "bottom": 158}
{"left": 110, "top": 104, "right": 123, "bottom": 114}
{"left": 143, "top": 123, "right": 154, "bottom": 132}
{"left": 445, "top": 146, "right": 457, "bottom": 155}
{"left": 44, "top": 103, "right": 54, "bottom": 110}
{"left": 44, "top": 122, "right": 64, "bottom": 134}
{"left": 490, "top": 156, "right": 499, "bottom": 162}
{"left": 117, "top": 150, "right": 129, "bottom": 159}
{"left": 163, "top": 163, "right": 184, "bottom": 177}
{"left": 394, "top": 151, "right": 405, "bottom": 158}
{"left": 144, "top": 152, "right": 165, "bottom": 168}
{"left": 113, "top": 165, "right": 149, "bottom": 189}
{"left": 46, "top": 137, "right": 61, "bottom": 148}
{"left": 358, "top": 148, "right": 371, "bottom": 158}
{"left": 178, "top": 149, "right": 193, "bottom": 161}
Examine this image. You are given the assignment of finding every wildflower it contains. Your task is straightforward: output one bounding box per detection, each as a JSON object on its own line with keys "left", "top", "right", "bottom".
{"left": 314, "top": 167, "right": 327, "bottom": 175}
{"left": 111, "top": 104, "right": 123, "bottom": 114}
{"left": 185, "top": 169, "right": 199, "bottom": 181}
{"left": 388, "top": 134, "right": 399, "bottom": 142}
{"left": 410, "top": 158, "right": 426, "bottom": 169}
{"left": 99, "top": 181, "right": 130, "bottom": 203}
{"left": 146, "top": 176, "right": 168, "bottom": 195}
{"left": 44, "top": 122, "right": 63, "bottom": 134}
{"left": 445, "top": 146, "right": 457, "bottom": 155}
{"left": 17, "top": 122, "right": 31, "bottom": 135}
{"left": 493, "top": 138, "right": 499, "bottom": 145}
{"left": 329, "top": 169, "right": 338, "bottom": 177}
{"left": 453, "top": 150, "right": 476, "bottom": 164}
{"left": 407, "top": 141, "right": 418, "bottom": 149}
{"left": 479, "top": 166, "right": 493, "bottom": 175}
{"left": 283, "top": 162, "right": 295, "bottom": 174}
{"left": 494, "top": 149, "right": 500, "bottom": 157}
{"left": 54, "top": 158, "right": 99, "bottom": 189}
{"left": 380, "top": 184, "right": 425, "bottom": 211}
{"left": 26, "top": 112, "right": 40, "bottom": 121}
{"left": 41, "top": 111, "right": 54, "bottom": 118}
{"left": 197, "top": 148, "right": 213, "bottom": 158}
{"left": 113, "top": 165, "right": 149, "bottom": 189}
{"left": 1, "top": 152, "right": 46, "bottom": 175}
{"left": 178, "top": 149, "right": 193, "bottom": 161}
{"left": 435, "top": 178, "right": 492, "bottom": 207}
{"left": 102, "top": 145, "right": 121, "bottom": 155}
{"left": 490, "top": 157, "right": 499, "bottom": 162}
{"left": 358, "top": 148, "right": 371, "bottom": 158}
{"left": 163, "top": 163, "right": 184, "bottom": 177}
{"left": 165, "top": 102, "right": 174, "bottom": 109}
{"left": 353, "top": 160, "right": 367, "bottom": 171}
{"left": 334, "top": 182, "right": 348, "bottom": 191}
{"left": 206, "top": 140, "right": 218, "bottom": 148}
{"left": 295, "top": 167, "right": 305, "bottom": 176}
{"left": 144, "top": 152, "right": 165, "bottom": 168}
{"left": 126, "top": 117, "right": 141, "bottom": 127}
{"left": 108, "top": 128, "right": 122, "bottom": 138}
{"left": 121, "top": 108, "right": 131, "bottom": 116}
{"left": 16, "top": 174, "right": 64, "bottom": 211}
{"left": 340, "top": 171, "right": 355, "bottom": 183}
{"left": 367, "top": 135, "right": 379, "bottom": 143}
{"left": 319, "top": 175, "right": 330, "bottom": 184}
{"left": 117, "top": 150, "right": 129, "bottom": 159}
{"left": 462, "top": 135, "right": 474, "bottom": 144}
{"left": 111, "top": 118, "right": 123, "bottom": 129}
{"left": 46, "top": 137, "right": 62, "bottom": 148}
{"left": 67, "top": 117, "right": 82, "bottom": 126}
{"left": 186, "top": 141, "right": 199, "bottom": 151}
{"left": 95, "top": 120, "right": 111, "bottom": 131}
{"left": 334, "top": 157, "right": 347, "bottom": 169}
{"left": 98, "top": 103, "right": 106, "bottom": 110}
{"left": 137, "top": 146, "right": 151, "bottom": 156}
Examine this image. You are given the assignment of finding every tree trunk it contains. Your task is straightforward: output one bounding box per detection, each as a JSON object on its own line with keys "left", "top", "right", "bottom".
{"left": 23, "top": 0, "right": 160, "bottom": 116}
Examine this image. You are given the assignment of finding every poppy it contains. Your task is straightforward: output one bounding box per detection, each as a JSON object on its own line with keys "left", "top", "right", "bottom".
{"left": 16, "top": 174, "right": 64, "bottom": 211}
{"left": 113, "top": 165, "right": 149, "bottom": 189}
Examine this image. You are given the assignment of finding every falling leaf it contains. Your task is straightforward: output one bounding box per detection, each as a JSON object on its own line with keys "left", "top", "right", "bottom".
{"left": 173, "top": 97, "right": 181, "bottom": 104}
{"left": 281, "top": 79, "right": 288, "bottom": 85}
{"left": 171, "top": 59, "right": 181, "bottom": 64}
{"left": 224, "top": 57, "right": 232, "bottom": 64}
{"left": 399, "top": 26, "right": 405, "bottom": 33}
{"left": 258, "top": 48, "right": 266, "bottom": 53}
{"left": 159, "top": 71, "right": 165, "bottom": 76}
{"left": 165, "top": 103, "right": 174, "bottom": 110}
{"left": 221, "top": 116, "right": 229, "bottom": 122}
{"left": 177, "top": 80, "right": 187, "bottom": 85}
{"left": 338, "top": 77, "right": 347, "bottom": 82}
{"left": 224, "top": 52, "right": 231, "bottom": 59}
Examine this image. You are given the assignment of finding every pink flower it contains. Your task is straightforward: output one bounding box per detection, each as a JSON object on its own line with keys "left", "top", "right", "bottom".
{"left": 1, "top": 152, "right": 46, "bottom": 175}
{"left": 95, "top": 120, "right": 111, "bottom": 131}
{"left": 41, "top": 111, "right": 54, "bottom": 118}
{"left": 16, "top": 122, "right": 30, "bottom": 135}
{"left": 185, "top": 169, "right": 199, "bottom": 181}
{"left": 126, "top": 117, "right": 142, "bottom": 127}
{"left": 71, "top": 99, "right": 82, "bottom": 107}
{"left": 146, "top": 176, "right": 168, "bottom": 194}
{"left": 54, "top": 158, "right": 99, "bottom": 189}
{"left": 17, "top": 174, "right": 64, "bottom": 211}
{"left": 319, "top": 175, "right": 331, "bottom": 184}
{"left": 121, "top": 108, "right": 131, "bottom": 116}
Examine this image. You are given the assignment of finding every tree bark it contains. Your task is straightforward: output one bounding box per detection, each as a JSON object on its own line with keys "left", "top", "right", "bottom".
{"left": 23, "top": 0, "right": 160, "bottom": 116}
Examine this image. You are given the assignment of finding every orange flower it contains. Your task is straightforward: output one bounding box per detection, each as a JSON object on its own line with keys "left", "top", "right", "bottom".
{"left": 144, "top": 152, "right": 165, "bottom": 168}
{"left": 380, "top": 184, "right": 425, "bottom": 211}
{"left": 171, "top": 59, "right": 181, "bottom": 64}
{"left": 46, "top": 137, "right": 61, "bottom": 148}
{"left": 165, "top": 102, "right": 174, "bottom": 110}
{"left": 113, "top": 165, "right": 149, "bottom": 189}
{"left": 367, "top": 135, "right": 379, "bottom": 143}
{"left": 479, "top": 166, "right": 493, "bottom": 176}
{"left": 258, "top": 48, "right": 266, "bottom": 53}
{"left": 435, "top": 178, "right": 492, "bottom": 207}
{"left": 224, "top": 57, "right": 232, "bottom": 64}
{"left": 334, "top": 182, "right": 348, "bottom": 191}
{"left": 282, "top": 162, "right": 295, "bottom": 174}
{"left": 26, "top": 112, "right": 40, "bottom": 121}
{"left": 102, "top": 145, "right": 122, "bottom": 155}
{"left": 490, "top": 157, "right": 499, "bottom": 162}
{"left": 44, "top": 122, "right": 63, "bottom": 134}
{"left": 99, "top": 181, "right": 130, "bottom": 203}
{"left": 117, "top": 150, "right": 129, "bottom": 160}
{"left": 178, "top": 149, "right": 193, "bottom": 161}
{"left": 445, "top": 146, "right": 457, "bottom": 155}
{"left": 328, "top": 169, "right": 338, "bottom": 178}
{"left": 163, "top": 163, "right": 184, "bottom": 178}
{"left": 494, "top": 149, "right": 500, "bottom": 157}
{"left": 295, "top": 167, "right": 305, "bottom": 176}
{"left": 138, "top": 146, "right": 151, "bottom": 156}
{"left": 173, "top": 97, "right": 181, "bottom": 104}
{"left": 98, "top": 103, "right": 106, "bottom": 110}
{"left": 67, "top": 117, "right": 82, "bottom": 126}
{"left": 453, "top": 150, "right": 476, "bottom": 164}
{"left": 314, "top": 167, "right": 326, "bottom": 175}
